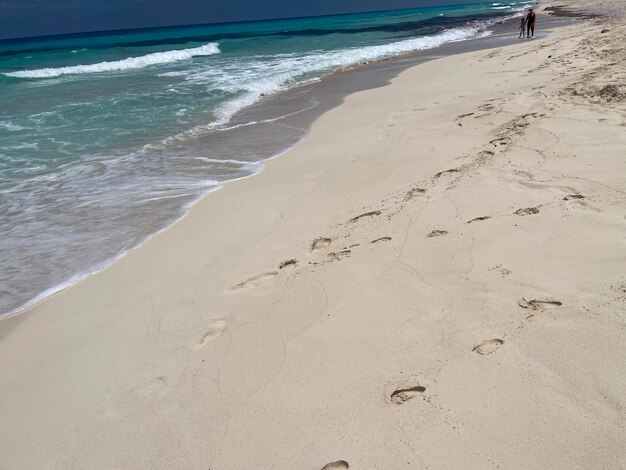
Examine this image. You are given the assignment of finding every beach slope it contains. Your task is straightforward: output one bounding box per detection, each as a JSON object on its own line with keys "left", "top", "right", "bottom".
{"left": 1, "top": 3, "right": 625, "bottom": 469}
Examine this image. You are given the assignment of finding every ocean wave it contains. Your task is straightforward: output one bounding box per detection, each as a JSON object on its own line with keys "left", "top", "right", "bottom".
{"left": 148, "top": 24, "right": 489, "bottom": 146}
{"left": 211, "top": 25, "right": 487, "bottom": 125}
{"left": 3, "top": 43, "right": 220, "bottom": 79}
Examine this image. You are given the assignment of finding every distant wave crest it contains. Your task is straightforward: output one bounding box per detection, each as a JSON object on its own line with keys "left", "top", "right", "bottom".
{"left": 4, "top": 43, "right": 220, "bottom": 78}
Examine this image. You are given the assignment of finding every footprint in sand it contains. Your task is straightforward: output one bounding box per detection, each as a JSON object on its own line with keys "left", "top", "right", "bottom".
{"left": 311, "top": 237, "right": 332, "bottom": 252}
{"left": 473, "top": 339, "right": 504, "bottom": 355}
{"left": 490, "top": 265, "right": 512, "bottom": 277}
{"left": 490, "top": 137, "right": 509, "bottom": 147}
{"left": 427, "top": 230, "right": 449, "bottom": 238}
{"left": 196, "top": 319, "right": 227, "bottom": 348}
{"left": 328, "top": 250, "right": 351, "bottom": 262}
{"left": 371, "top": 236, "right": 392, "bottom": 244}
{"left": 564, "top": 194, "right": 585, "bottom": 201}
{"left": 515, "top": 207, "right": 540, "bottom": 216}
{"left": 349, "top": 211, "right": 381, "bottom": 223}
{"left": 321, "top": 461, "right": 349, "bottom": 470}
{"left": 279, "top": 259, "right": 297, "bottom": 269}
{"left": 230, "top": 271, "right": 278, "bottom": 291}
{"left": 478, "top": 103, "right": 495, "bottom": 112}
{"left": 518, "top": 298, "right": 562, "bottom": 310}
{"left": 467, "top": 216, "right": 491, "bottom": 224}
{"left": 405, "top": 187, "right": 426, "bottom": 200}
{"left": 434, "top": 168, "right": 461, "bottom": 179}
{"left": 114, "top": 375, "right": 168, "bottom": 411}
{"left": 129, "top": 376, "right": 168, "bottom": 400}
{"left": 390, "top": 386, "right": 426, "bottom": 405}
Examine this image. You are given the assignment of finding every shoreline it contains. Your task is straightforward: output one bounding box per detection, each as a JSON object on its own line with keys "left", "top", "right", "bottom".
{"left": 1, "top": 2, "right": 625, "bottom": 468}
{"left": 1, "top": 9, "right": 572, "bottom": 320}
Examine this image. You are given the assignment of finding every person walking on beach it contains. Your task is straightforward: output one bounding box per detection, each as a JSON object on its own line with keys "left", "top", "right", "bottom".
{"left": 519, "top": 16, "right": 527, "bottom": 38}
{"left": 526, "top": 8, "right": 536, "bottom": 38}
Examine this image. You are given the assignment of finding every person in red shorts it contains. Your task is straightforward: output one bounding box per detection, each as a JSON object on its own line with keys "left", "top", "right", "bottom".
{"left": 526, "top": 8, "right": 536, "bottom": 38}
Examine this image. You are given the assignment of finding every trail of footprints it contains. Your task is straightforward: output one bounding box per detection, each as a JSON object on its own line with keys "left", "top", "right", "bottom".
{"left": 225, "top": 102, "right": 570, "bottom": 336}
{"left": 227, "top": 99, "right": 572, "bottom": 317}
{"left": 223, "top": 104, "right": 569, "bottom": 468}
{"left": 227, "top": 184, "right": 426, "bottom": 291}
{"left": 118, "top": 64, "right": 600, "bottom": 469}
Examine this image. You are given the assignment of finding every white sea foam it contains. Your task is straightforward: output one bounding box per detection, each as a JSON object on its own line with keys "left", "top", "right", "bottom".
{"left": 194, "top": 157, "right": 263, "bottom": 172}
{"left": 210, "top": 25, "right": 486, "bottom": 126}
{"left": 148, "top": 25, "right": 490, "bottom": 147}
{"left": 158, "top": 71, "right": 189, "bottom": 77}
{"left": 0, "top": 120, "right": 29, "bottom": 132}
{"left": 4, "top": 43, "right": 221, "bottom": 78}
{"left": 0, "top": 179, "right": 220, "bottom": 320}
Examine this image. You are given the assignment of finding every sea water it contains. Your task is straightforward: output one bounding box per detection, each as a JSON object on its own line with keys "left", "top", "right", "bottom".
{"left": 0, "top": 1, "right": 533, "bottom": 316}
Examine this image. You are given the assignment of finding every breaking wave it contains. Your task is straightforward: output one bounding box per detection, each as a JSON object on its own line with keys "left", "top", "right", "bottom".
{"left": 213, "top": 25, "right": 490, "bottom": 125}
{"left": 4, "top": 43, "right": 220, "bottom": 78}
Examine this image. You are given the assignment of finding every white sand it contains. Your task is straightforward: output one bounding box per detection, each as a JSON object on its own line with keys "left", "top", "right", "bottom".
{"left": 1, "top": 3, "right": 625, "bottom": 468}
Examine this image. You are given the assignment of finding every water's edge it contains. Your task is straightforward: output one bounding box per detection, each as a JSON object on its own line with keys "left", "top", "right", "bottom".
{"left": 2, "top": 13, "right": 574, "bottom": 320}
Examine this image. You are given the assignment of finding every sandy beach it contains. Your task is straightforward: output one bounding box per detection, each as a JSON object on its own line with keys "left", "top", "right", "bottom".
{"left": 1, "top": 1, "right": 625, "bottom": 468}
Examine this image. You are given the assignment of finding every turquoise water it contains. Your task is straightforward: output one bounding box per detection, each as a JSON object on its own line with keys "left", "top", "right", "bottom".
{"left": 0, "top": 1, "right": 532, "bottom": 316}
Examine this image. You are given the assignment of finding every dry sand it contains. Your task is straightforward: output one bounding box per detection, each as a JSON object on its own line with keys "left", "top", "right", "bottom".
{"left": 1, "top": 2, "right": 625, "bottom": 469}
